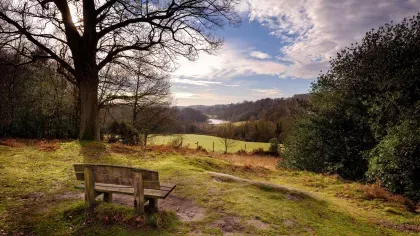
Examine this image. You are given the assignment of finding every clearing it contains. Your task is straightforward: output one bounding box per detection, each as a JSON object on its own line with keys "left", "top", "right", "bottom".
{"left": 0, "top": 139, "right": 419, "bottom": 235}
{"left": 151, "top": 134, "right": 270, "bottom": 153}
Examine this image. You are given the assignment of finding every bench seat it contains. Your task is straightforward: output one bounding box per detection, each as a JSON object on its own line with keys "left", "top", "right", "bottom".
{"left": 75, "top": 182, "right": 176, "bottom": 199}
{"left": 73, "top": 163, "right": 176, "bottom": 213}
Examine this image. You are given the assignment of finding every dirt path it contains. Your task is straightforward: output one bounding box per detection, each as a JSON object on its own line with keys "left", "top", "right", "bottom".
{"left": 208, "top": 171, "right": 314, "bottom": 199}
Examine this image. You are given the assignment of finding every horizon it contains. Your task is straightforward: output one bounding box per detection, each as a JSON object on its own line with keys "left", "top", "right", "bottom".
{"left": 175, "top": 93, "right": 308, "bottom": 107}
{"left": 171, "top": 0, "right": 420, "bottom": 106}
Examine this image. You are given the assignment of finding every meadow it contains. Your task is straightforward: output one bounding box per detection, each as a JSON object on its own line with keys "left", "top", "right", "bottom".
{"left": 150, "top": 134, "right": 270, "bottom": 153}
{"left": 0, "top": 139, "right": 419, "bottom": 235}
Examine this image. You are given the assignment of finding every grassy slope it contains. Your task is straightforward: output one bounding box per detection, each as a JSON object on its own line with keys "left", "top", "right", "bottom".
{"left": 0, "top": 141, "right": 419, "bottom": 235}
{"left": 151, "top": 134, "right": 270, "bottom": 153}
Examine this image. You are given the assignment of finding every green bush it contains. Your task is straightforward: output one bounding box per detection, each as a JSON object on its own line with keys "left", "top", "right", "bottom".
{"left": 367, "top": 122, "right": 420, "bottom": 201}
{"left": 169, "top": 135, "right": 184, "bottom": 148}
{"left": 283, "top": 94, "right": 375, "bottom": 180}
{"left": 236, "top": 149, "right": 247, "bottom": 155}
{"left": 251, "top": 148, "right": 266, "bottom": 156}
{"left": 107, "top": 121, "right": 139, "bottom": 145}
{"left": 283, "top": 117, "right": 324, "bottom": 173}
{"left": 268, "top": 138, "right": 280, "bottom": 156}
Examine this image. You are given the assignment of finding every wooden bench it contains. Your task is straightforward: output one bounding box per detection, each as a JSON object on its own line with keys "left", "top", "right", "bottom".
{"left": 73, "top": 164, "right": 176, "bottom": 213}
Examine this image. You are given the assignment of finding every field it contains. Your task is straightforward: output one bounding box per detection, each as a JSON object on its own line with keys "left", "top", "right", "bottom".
{"left": 1, "top": 139, "right": 420, "bottom": 235}
{"left": 150, "top": 134, "right": 270, "bottom": 153}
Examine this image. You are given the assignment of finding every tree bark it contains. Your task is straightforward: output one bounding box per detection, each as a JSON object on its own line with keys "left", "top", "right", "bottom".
{"left": 144, "top": 134, "right": 148, "bottom": 147}
{"left": 78, "top": 74, "right": 100, "bottom": 141}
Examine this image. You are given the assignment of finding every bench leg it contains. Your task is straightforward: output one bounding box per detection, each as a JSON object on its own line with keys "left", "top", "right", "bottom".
{"left": 84, "top": 166, "right": 96, "bottom": 207}
{"left": 134, "top": 172, "right": 145, "bottom": 214}
{"left": 148, "top": 198, "right": 159, "bottom": 213}
{"left": 104, "top": 193, "right": 112, "bottom": 203}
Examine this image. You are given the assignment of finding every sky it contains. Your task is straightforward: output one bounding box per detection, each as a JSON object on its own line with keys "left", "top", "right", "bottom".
{"left": 171, "top": 0, "right": 420, "bottom": 106}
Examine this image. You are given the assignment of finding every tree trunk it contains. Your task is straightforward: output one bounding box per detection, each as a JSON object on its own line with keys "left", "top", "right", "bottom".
{"left": 144, "top": 134, "right": 148, "bottom": 147}
{"left": 78, "top": 76, "right": 100, "bottom": 140}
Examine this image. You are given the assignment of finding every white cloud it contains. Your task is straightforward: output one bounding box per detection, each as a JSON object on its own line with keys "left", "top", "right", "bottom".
{"left": 173, "top": 92, "right": 195, "bottom": 99}
{"left": 251, "top": 89, "right": 282, "bottom": 97}
{"left": 172, "top": 44, "right": 287, "bottom": 80}
{"left": 173, "top": 91, "right": 242, "bottom": 106}
{"left": 238, "top": 0, "right": 420, "bottom": 78}
{"left": 171, "top": 78, "right": 222, "bottom": 86}
{"left": 171, "top": 78, "right": 239, "bottom": 87}
{"left": 174, "top": 88, "right": 284, "bottom": 106}
{"left": 249, "top": 50, "right": 271, "bottom": 59}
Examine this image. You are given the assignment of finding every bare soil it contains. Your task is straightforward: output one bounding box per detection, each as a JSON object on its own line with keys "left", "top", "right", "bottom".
{"left": 246, "top": 219, "right": 270, "bottom": 230}
{"left": 111, "top": 194, "right": 206, "bottom": 222}
{"left": 210, "top": 215, "right": 243, "bottom": 233}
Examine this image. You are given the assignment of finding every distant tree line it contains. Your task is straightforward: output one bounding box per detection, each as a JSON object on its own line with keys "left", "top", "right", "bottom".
{"left": 185, "top": 97, "right": 309, "bottom": 143}
{"left": 284, "top": 15, "right": 420, "bottom": 202}
{"left": 192, "top": 95, "right": 308, "bottom": 122}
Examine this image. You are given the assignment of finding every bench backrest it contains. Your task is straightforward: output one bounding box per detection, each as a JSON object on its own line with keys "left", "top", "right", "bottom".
{"left": 73, "top": 164, "right": 160, "bottom": 189}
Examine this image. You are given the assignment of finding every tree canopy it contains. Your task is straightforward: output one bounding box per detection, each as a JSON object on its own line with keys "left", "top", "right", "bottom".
{"left": 284, "top": 14, "right": 420, "bottom": 201}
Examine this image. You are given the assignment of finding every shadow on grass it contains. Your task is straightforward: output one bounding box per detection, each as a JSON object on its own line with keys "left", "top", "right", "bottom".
{"left": 79, "top": 140, "right": 110, "bottom": 162}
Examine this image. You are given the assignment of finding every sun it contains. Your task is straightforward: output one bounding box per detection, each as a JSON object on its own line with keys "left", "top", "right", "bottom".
{"left": 69, "top": 4, "right": 82, "bottom": 26}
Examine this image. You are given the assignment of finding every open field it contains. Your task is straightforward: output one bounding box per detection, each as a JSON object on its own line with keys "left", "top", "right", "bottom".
{"left": 0, "top": 139, "right": 419, "bottom": 235}
{"left": 150, "top": 134, "right": 270, "bottom": 153}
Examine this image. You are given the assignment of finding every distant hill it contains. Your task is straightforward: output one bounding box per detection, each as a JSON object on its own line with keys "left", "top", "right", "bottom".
{"left": 188, "top": 94, "right": 310, "bottom": 122}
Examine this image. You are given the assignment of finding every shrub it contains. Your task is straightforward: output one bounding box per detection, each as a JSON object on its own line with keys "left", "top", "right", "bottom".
{"left": 196, "top": 145, "right": 207, "bottom": 153}
{"left": 367, "top": 122, "right": 420, "bottom": 202}
{"left": 268, "top": 138, "right": 280, "bottom": 156}
{"left": 37, "top": 140, "right": 60, "bottom": 152}
{"left": 283, "top": 94, "right": 375, "bottom": 181}
{"left": 0, "top": 139, "right": 25, "bottom": 147}
{"left": 359, "top": 184, "right": 416, "bottom": 212}
{"left": 169, "top": 135, "right": 183, "bottom": 148}
{"left": 251, "top": 148, "right": 266, "bottom": 156}
{"left": 107, "top": 121, "right": 139, "bottom": 145}
{"left": 236, "top": 149, "right": 247, "bottom": 155}
{"left": 107, "top": 121, "right": 120, "bottom": 143}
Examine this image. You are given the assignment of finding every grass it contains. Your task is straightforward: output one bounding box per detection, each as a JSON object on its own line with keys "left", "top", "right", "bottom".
{"left": 0, "top": 139, "right": 419, "bottom": 235}
{"left": 150, "top": 134, "right": 270, "bottom": 153}
{"left": 215, "top": 153, "right": 279, "bottom": 170}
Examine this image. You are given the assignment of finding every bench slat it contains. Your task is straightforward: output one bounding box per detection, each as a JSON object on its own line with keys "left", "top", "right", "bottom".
{"left": 75, "top": 183, "right": 176, "bottom": 199}
{"left": 73, "top": 164, "right": 160, "bottom": 189}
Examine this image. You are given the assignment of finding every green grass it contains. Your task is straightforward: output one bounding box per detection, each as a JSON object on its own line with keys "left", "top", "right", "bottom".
{"left": 0, "top": 140, "right": 419, "bottom": 235}
{"left": 150, "top": 134, "right": 270, "bottom": 153}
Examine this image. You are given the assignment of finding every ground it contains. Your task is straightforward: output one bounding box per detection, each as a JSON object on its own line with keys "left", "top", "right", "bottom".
{"left": 151, "top": 134, "right": 270, "bottom": 153}
{"left": 0, "top": 139, "right": 419, "bottom": 235}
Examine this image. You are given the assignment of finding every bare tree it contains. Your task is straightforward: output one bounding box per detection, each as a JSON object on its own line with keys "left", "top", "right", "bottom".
{"left": 127, "top": 60, "right": 173, "bottom": 147}
{"left": 135, "top": 104, "right": 176, "bottom": 147}
{"left": 218, "top": 122, "right": 237, "bottom": 153}
{"left": 0, "top": 0, "right": 240, "bottom": 140}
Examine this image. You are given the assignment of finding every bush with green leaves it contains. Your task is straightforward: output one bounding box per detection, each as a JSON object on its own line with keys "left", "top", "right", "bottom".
{"left": 284, "top": 92, "right": 375, "bottom": 180}
{"left": 367, "top": 122, "right": 420, "bottom": 201}
{"left": 107, "top": 121, "right": 139, "bottom": 145}
{"left": 268, "top": 138, "right": 280, "bottom": 156}
{"left": 169, "top": 135, "right": 184, "bottom": 148}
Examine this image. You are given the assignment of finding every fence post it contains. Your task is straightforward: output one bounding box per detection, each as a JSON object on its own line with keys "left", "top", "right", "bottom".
{"left": 213, "top": 142, "right": 215, "bottom": 152}
{"left": 195, "top": 142, "right": 199, "bottom": 149}
{"left": 245, "top": 143, "right": 247, "bottom": 152}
